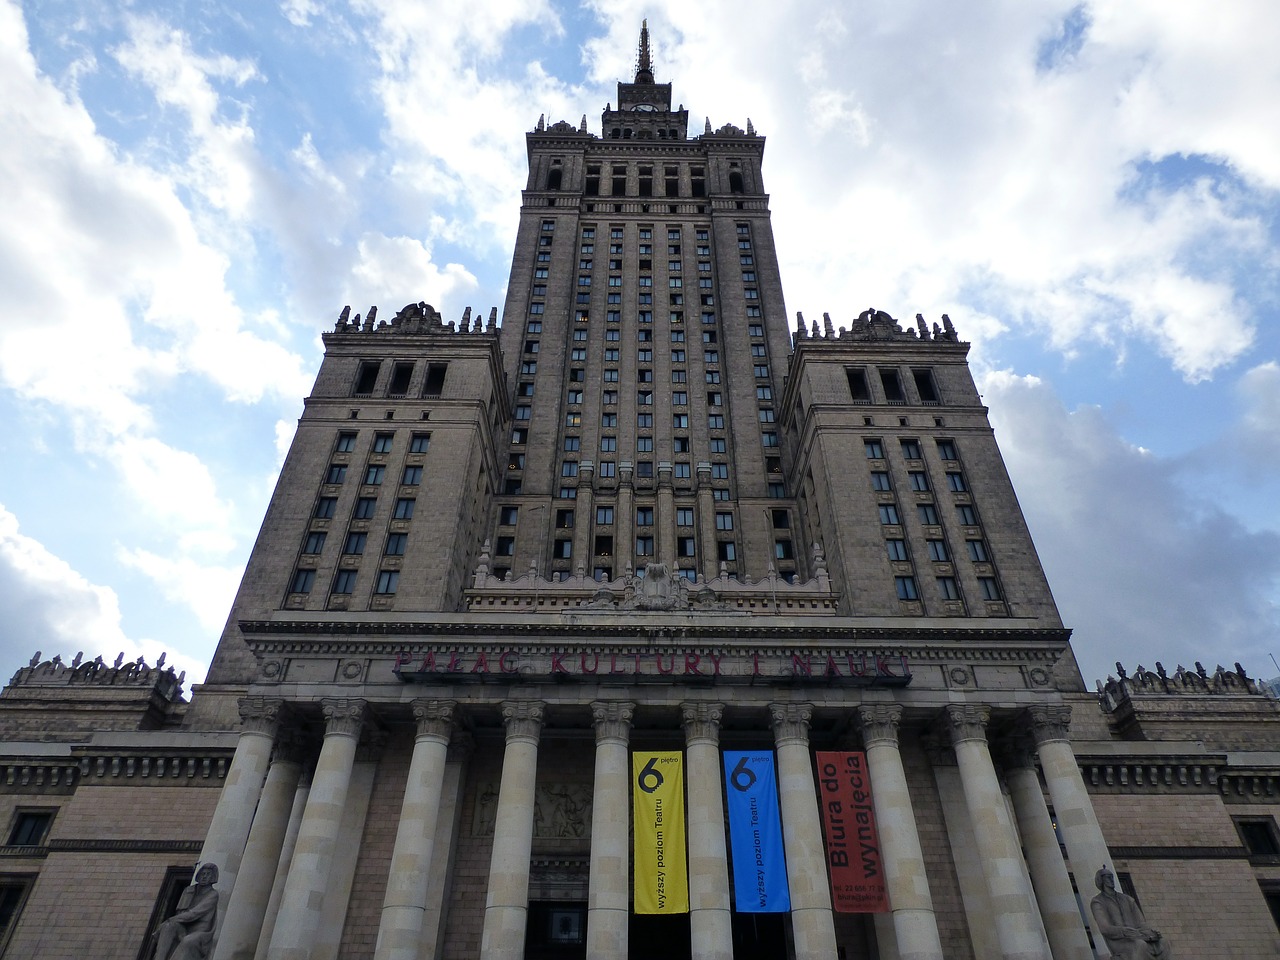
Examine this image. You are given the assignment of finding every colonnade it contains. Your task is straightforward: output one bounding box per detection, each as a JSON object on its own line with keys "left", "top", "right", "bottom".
{"left": 198, "top": 696, "right": 1112, "bottom": 960}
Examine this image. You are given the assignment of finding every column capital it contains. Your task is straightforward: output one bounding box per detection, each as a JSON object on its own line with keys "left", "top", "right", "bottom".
{"left": 856, "top": 703, "right": 903, "bottom": 746}
{"left": 920, "top": 731, "right": 957, "bottom": 767}
{"left": 411, "top": 699, "right": 457, "bottom": 742}
{"left": 769, "top": 703, "right": 812, "bottom": 744}
{"left": 681, "top": 701, "right": 724, "bottom": 744}
{"left": 500, "top": 700, "right": 544, "bottom": 743}
{"left": 943, "top": 703, "right": 990, "bottom": 744}
{"left": 238, "top": 696, "right": 285, "bottom": 737}
{"left": 1027, "top": 704, "right": 1073, "bottom": 744}
{"left": 995, "top": 738, "right": 1039, "bottom": 772}
{"left": 270, "top": 729, "right": 311, "bottom": 767}
{"left": 591, "top": 700, "right": 635, "bottom": 743}
{"left": 320, "top": 698, "right": 368, "bottom": 739}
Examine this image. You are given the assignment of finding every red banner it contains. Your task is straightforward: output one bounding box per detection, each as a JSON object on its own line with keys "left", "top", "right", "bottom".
{"left": 815, "top": 751, "right": 889, "bottom": 913}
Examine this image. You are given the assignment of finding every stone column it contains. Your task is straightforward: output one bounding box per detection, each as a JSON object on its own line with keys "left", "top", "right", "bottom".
{"left": 944, "top": 705, "right": 1048, "bottom": 960}
{"left": 480, "top": 701, "right": 544, "bottom": 960}
{"left": 573, "top": 462, "right": 595, "bottom": 570}
{"left": 682, "top": 702, "right": 732, "bottom": 960}
{"left": 587, "top": 700, "right": 635, "bottom": 959}
{"left": 266, "top": 699, "right": 367, "bottom": 960}
{"left": 214, "top": 734, "right": 305, "bottom": 960}
{"left": 200, "top": 697, "right": 283, "bottom": 910}
{"left": 769, "top": 704, "right": 838, "bottom": 960}
{"left": 253, "top": 768, "right": 311, "bottom": 960}
{"left": 1028, "top": 705, "right": 1113, "bottom": 959}
{"left": 695, "top": 463, "right": 717, "bottom": 582}
{"left": 856, "top": 705, "right": 943, "bottom": 960}
{"left": 1004, "top": 744, "right": 1093, "bottom": 960}
{"left": 374, "top": 700, "right": 456, "bottom": 960}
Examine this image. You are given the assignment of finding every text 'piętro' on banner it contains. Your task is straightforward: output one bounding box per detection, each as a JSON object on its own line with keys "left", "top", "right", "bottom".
{"left": 815, "top": 751, "right": 889, "bottom": 912}
{"left": 632, "top": 751, "right": 689, "bottom": 914}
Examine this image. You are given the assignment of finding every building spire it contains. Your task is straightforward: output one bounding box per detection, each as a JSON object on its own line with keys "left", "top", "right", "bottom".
{"left": 635, "top": 19, "right": 654, "bottom": 84}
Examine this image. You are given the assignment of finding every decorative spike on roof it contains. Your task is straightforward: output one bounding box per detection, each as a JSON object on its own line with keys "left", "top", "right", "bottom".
{"left": 635, "top": 19, "right": 654, "bottom": 83}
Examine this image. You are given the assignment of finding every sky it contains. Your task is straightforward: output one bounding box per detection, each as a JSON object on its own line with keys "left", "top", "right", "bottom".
{"left": 2, "top": 0, "right": 1279, "bottom": 692}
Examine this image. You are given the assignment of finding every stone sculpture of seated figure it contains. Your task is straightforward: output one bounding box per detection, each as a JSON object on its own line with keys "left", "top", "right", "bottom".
{"left": 153, "top": 862, "right": 218, "bottom": 960}
{"left": 1089, "top": 865, "right": 1171, "bottom": 960}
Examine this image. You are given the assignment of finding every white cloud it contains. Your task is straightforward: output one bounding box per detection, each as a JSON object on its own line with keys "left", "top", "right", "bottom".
{"left": 984, "top": 370, "right": 1280, "bottom": 684}
{"left": 115, "top": 548, "right": 241, "bottom": 636}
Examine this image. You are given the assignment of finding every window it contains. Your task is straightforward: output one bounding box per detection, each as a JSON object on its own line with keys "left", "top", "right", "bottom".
{"left": 291, "top": 569, "right": 316, "bottom": 593}
{"left": 336, "top": 432, "right": 357, "bottom": 453}
{"left": 389, "top": 363, "right": 413, "bottom": 395}
{"left": 711, "top": 463, "right": 728, "bottom": 479}
{"left": 957, "top": 504, "right": 978, "bottom": 525}
{"left": 325, "top": 464, "right": 347, "bottom": 484}
{"left": 384, "top": 533, "right": 407, "bottom": 556}
{"left": 926, "top": 540, "right": 949, "bottom": 562}
{"left": 913, "top": 369, "right": 940, "bottom": 404}
{"left": 967, "top": 540, "right": 990, "bottom": 562}
{"left": 918, "top": 503, "right": 939, "bottom": 525}
{"left": 979, "top": 577, "right": 1001, "bottom": 600}
{"left": 762, "top": 432, "right": 778, "bottom": 447}
{"left": 0, "top": 875, "right": 34, "bottom": 951}
{"left": 708, "top": 415, "right": 725, "bottom": 429}
{"left": 410, "top": 433, "right": 430, "bottom": 453}
{"left": 749, "top": 324, "right": 763, "bottom": 337}
{"left": 673, "top": 413, "right": 689, "bottom": 428}
{"left": 637, "top": 437, "right": 654, "bottom": 453}
{"left": 601, "top": 413, "right": 618, "bottom": 427}
{"left": 715, "top": 512, "right": 734, "bottom": 531}
{"left": 870, "top": 472, "right": 891, "bottom": 491}
{"left": 768, "top": 482, "right": 786, "bottom": 498}
{"left": 402, "top": 465, "right": 423, "bottom": 485}
{"left": 636, "top": 507, "right": 654, "bottom": 526}
{"left": 500, "top": 507, "right": 519, "bottom": 525}
{"left": 554, "top": 540, "right": 573, "bottom": 559}
{"left": 394, "top": 498, "right": 416, "bottom": 520}
{"left": 758, "top": 409, "right": 775, "bottom": 423}
{"left": 1237, "top": 818, "right": 1280, "bottom": 856}
{"left": 710, "top": 438, "right": 726, "bottom": 453}
{"left": 676, "top": 508, "right": 694, "bottom": 526}
{"left": 512, "top": 428, "right": 528, "bottom": 445}
{"left": 674, "top": 437, "right": 690, "bottom": 452}
{"left": 673, "top": 392, "right": 688, "bottom": 405}
{"left": 895, "top": 576, "right": 919, "bottom": 600}
{"left": 637, "top": 391, "right": 653, "bottom": 405}
{"left": 637, "top": 461, "right": 653, "bottom": 478}
{"left": 303, "top": 532, "right": 326, "bottom": 554}
{"left": 707, "top": 392, "right": 723, "bottom": 406}
{"left": 674, "top": 462, "right": 691, "bottom": 479}
{"left": 563, "top": 437, "right": 581, "bottom": 453}
{"left": 568, "top": 390, "right": 583, "bottom": 404}
{"left": 354, "top": 361, "right": 380, "bottom": 395}
{"left": 756, "top": 386, "right": 773, "bottom": 400}
{"left": 879, "top": 504, "right": 900, "bottom": 525}
{"left": 937, "top": 576, "right": 961, "bottom": 600}
{"left": 909, "top": 472, "right": 930, "bottom": 492}
{"left": 605, "top": 348, "right": 620, "bottom": 361}
{"left": 602, "top": 391, "right": 618, "bottom": 404}
{"left": 775, "top": 540, "right": 794, "bottom": 560}
{"left": 332, "top": 570, "right": 357, "bottom": 594}
{"left": 516, "top": 405, "right": 531, "bottom": 420}
{"left": 886, "top": 539, "right": 908, "bottom": 561}
{"left": 352, "top": 497, "right": 376, "bottom": 520}
{"left": 937, "top": 439, "right": 958, "bottom": 461}
{"left": 636, "top": 536, "right": 654, "bottom": 556}
{"left": 717, "top": 541, "right": 737, "bottom": 561}
{"left": 562, "top": 461, "right": 579, "bottom": 477}
{"left": 947, "top": 472, "right": 968, "bottom": 492}
{"left": 678, "top": 536, "right": 696, "bottom": 558}
{"left": 637, "top": 413, "right": 653, "bottom": 427}
{"left": 672, "top": 370, "right": 686, "bottom": 383}
{"left": 364, "top": 465, "right": 385, "bottom": 485}
{"left": 638, "top": 370, "right": 653, "bottom": 383}
{"left": 344, "top": 532, "right": 367, "bottom": 555}
{"left": 713, "top": 488, "right": 731, "bottom": 501}
{"left": 901, "top": 439, "right": 922, "bottom": 459}
{"left": 375, "top": 570, "right": 399, "bottom": 595}
{"left": 846, "top": 368, "right": 872, "bottom": 403}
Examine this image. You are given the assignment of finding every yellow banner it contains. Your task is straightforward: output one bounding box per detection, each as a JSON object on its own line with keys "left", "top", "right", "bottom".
{"left": 632, "top": 751, "right": 689, "bottom": 914}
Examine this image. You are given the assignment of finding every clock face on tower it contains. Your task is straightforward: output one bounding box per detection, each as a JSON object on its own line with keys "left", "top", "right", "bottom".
{"left": 632, "top": 103, "right": 656, "bottom": 112}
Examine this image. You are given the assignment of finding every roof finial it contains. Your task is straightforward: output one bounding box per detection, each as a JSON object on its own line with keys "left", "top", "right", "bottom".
{"left": 635, "top": 19, "right": 654, "bottom": 84}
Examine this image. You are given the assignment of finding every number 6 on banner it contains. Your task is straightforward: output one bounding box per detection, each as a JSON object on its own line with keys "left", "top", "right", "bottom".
{"left": 637, "top": 755, "right": 664, "bottom": 793}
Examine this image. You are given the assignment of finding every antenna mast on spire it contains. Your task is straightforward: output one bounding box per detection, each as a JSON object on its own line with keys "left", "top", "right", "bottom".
{"left": 635, "top": 19, "right": 654, "bottom": 83}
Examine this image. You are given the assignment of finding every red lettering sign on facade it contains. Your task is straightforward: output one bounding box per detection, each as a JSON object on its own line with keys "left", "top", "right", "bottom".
{"left": 815, "top": 751, "right": 889, "bottom": 913}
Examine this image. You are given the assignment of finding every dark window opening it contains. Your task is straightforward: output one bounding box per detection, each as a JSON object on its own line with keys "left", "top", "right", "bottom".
{"left": 594, "top": 535, "right": 614, "bottom": 557}
{"left": 547, "top": 168, "right": 562, "bottom": 190}
{"left": 135, "top": 866, "right": 194, "bottom": 960}
{"left": 1238, "top": 818, "right": 1280, "bottom": 856}
{"left": 354, "top": 361, "right": 380, "bottom": 395}
{"left": 388, "top": 362, "right": 413, "bottom": 396}
{"left": 7, "top": 812, "right": 53, "bottom": 847}
{"left": 880, "top": 368, "right": 905, "bottom": 403}
{"left": 423, "top": 363, "right": 447, "bottom": 398}
{"left": 846, "top": 367, "right": 870, "bottom": 403}
{"left": 729, "top": 170, "right": 745, "bottom": 193}
{"left": 913, "top": 368, "right": 940, "bottom": 404}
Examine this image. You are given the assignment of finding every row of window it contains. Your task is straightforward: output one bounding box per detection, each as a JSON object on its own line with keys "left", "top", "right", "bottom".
{"left": 351, "top": 361, "right": 448, "bottom": 399}
{"left": 877, "top": 502, "right": 980, "bottom": 526}
{"left": 892, "top": 574, "right": 1000, "bottom": 602}
{"left": 315, "top": 496, "right": 416, "bottom": 521}
{"left": 334, "top": 431, "right": 431, "bottom": 456}
{"left": 865, "top": 437, "right": 957, "bottom": 461}
{"left": 848, "top": 366, "right": 940, "bottom": 406}
{"left": 291, "top": 567, "right": 400, "bottom": 596}
{"left": 301, "top": 530, "right": 409, "bottom": 558}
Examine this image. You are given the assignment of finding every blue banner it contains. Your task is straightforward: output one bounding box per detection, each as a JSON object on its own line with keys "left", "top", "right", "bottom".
{"left": 723, "top": 750, "right": 791, "bottom": 913}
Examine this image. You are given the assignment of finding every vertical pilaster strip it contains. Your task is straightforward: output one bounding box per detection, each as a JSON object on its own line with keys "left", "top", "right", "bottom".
{"left": 374, "top": 700, "right": 456, "bottom": 960}
{"left": 944, "top": 704, "right": 1048, "bottom": 960}
{"left": 200, "top": 697, "right": 283, "bottom": 914}
{"left": 681, "top": 701, "right": 732, "bottom": 960}
{"left": 657, "top": 463, "right": 675, "bottom": 564}
{"left": 1004, "top": 744, "right": 1094, "bottom": 960}
{"left": 214, "top": 732, "right": 304, "bottom": 960}
{"left": 856, "top": 705, "right": 943, "bottom": 960}
{"left": 1028, "top": 705, "right": 1113, "bottom": 959}
{"left": 479, "top": 700, "right": 545, "bottom": 960}
{"left": 695, "top": 465, "right": 717, "bottom": 582}
{"left": 769, "top": 703, "right": 837, "bottom": 960}
{"left": 266, "top": 698, "right": 367, "bottom": 960}
{"left": 587, "top": 700, "right": 635, "bottom": 959}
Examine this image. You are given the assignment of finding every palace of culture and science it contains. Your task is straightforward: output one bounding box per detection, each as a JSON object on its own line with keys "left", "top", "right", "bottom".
{"left": 1, "top": 23, "right": 1279, "bottom": 960}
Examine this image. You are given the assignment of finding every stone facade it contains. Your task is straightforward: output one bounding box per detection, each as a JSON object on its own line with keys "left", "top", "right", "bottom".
{"left": 2, "top": 23, "right": 1279, "bottom": 960}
